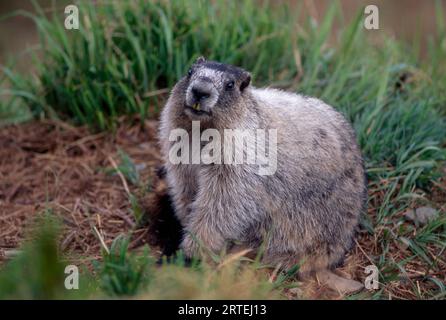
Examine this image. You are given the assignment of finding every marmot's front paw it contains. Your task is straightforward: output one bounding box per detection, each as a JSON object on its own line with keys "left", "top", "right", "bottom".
{"left": 180, "top": 234, "right": 200, "bottom": 258}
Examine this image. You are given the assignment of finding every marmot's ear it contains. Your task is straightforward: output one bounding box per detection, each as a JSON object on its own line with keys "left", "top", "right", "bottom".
{"left": 240, "top": 72, "right": 251, "bottom": 91}
{"left": 195, "top": 56, "right": 206, "bottom": 64}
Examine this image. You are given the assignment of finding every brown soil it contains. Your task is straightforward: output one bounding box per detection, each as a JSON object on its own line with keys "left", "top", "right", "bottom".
{"left": 0, "top": 118, "right": 178, "bottom": 262}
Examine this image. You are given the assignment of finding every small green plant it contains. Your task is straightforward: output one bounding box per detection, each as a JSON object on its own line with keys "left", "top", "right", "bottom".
{"left": 116, "top": 148, "right": 140, "bottom": 186}
{"left": 104, "top": 148, "right": 140, "bottom": 186}
{"left": 94, "top": 235, "right": 151, "bottom": 297}
{"left": 103, "top": 149, "right": 145, "bottom": 224}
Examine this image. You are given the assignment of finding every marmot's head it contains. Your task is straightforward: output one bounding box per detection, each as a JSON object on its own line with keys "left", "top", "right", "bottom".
{"left": 177, "top": 57, "right": 251, "bottom": 121}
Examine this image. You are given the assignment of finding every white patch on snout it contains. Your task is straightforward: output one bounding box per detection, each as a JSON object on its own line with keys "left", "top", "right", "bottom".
{"left": 186, "top": 79, "right": 219, "bottom": 112}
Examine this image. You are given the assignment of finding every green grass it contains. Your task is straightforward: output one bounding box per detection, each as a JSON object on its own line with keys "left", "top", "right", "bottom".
{"left": 93, "top": 235, "right": 152, "bottom": 297}
{"left": 1, "top": 0, "right": 306, "bottom": 129}
{"left": 0, "top": 0, "right": 445, "bottom": 299}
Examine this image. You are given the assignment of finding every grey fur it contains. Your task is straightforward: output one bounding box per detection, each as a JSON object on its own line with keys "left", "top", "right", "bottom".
{"left": 159, "top": 58, "right": 367, "bottom": 274}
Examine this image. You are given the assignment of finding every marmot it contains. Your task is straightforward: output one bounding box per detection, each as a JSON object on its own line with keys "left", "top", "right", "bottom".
{"left": 159, "top": 57, "right": 367, "bottom": 292}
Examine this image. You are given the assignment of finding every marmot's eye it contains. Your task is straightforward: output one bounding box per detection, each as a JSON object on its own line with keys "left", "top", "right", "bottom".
{"left": 187, "top": 69, "right": 193, "bottom": 77}
{"left": 226, "top": 81, "right": 235, "bottom": 90}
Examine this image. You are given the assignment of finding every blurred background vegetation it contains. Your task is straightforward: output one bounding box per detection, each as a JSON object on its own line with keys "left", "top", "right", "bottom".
{"left": 0, "top": 0, "right": 445, "bottom": 299}
{"left": 1, "top": 0, "right": 445, "bottom": 129}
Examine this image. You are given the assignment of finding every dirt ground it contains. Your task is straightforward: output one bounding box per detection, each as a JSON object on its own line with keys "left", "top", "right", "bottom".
{"left": 0, "top": 118, "right": 444, "bottom": 299}
{"left": 0, "top": 118, "right": 174, "bottom": 260}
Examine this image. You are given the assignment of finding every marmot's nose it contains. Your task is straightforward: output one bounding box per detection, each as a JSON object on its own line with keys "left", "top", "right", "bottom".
{"left": 191, "top": 87, "right": 211, "bottom": 101}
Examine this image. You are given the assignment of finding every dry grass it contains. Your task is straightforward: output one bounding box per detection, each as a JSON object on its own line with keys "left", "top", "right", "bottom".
{"left": 0, "top": 118, "right": 161, "bottom": 260}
